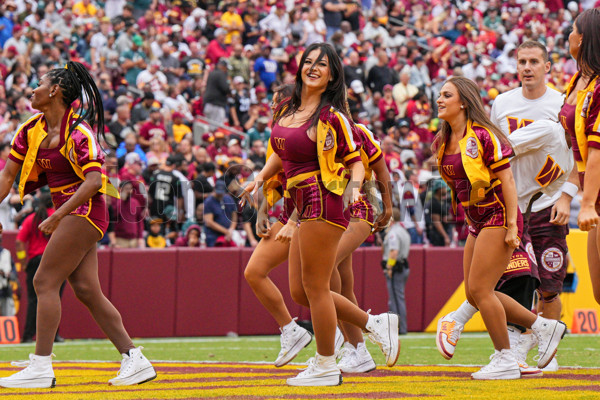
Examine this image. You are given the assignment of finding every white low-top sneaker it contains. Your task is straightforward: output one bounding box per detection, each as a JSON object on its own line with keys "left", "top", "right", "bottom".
{"left": 532, "top": 318, "right": 566, "bottom": 369}
{"left": 366, "top": 313, "right": 400, "bottom": 367}
{"left": 0, "top": 354, "right": 56, "bottom": 389}
{"left": 275, "top": 320, "right": 312, "bottom": 367}
{"left": 436, "top": 313, "right": 464, "bottom": 360}
{"left": 472, "top": 349, "right": 521, "bottom": 380}
{"left": 287, "top": 354, "right": 342, "bottom": 386}
{"left": 108, "top": 347, "right": 157, "bottom": 386}
{"left": 338, "top": 342, "right": 376, "bottom": 374}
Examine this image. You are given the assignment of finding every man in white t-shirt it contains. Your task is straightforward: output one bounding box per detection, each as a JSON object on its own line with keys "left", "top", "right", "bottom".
{"left": 136, "top": 61, "right": 168, "bottom": 102}
{"left": 436, "top": 41, "right": 579, "bottom": 374}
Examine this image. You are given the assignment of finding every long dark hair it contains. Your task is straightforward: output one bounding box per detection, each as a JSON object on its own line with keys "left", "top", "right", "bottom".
{"left": 275, "top": 43, "right": 349, "bottom": 130}
{"left": 432, "top": 76, "right": 510, "bottom": 152}
{"left": 574, "top": 8, "right": 600, "bottom": 80}
{"left": 33, "top": 193, "right": 54, "bottom": 239}
{"left": 45, "top": 61, "right": 108, "bottom": 146}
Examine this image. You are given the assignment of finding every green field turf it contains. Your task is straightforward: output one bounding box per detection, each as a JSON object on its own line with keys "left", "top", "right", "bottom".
{"left": 1, "top": 333, "right": 598, "bottom": 368}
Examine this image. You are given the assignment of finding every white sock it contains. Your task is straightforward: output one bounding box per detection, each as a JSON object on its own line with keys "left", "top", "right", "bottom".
{"left": 451, "top": 301, "right": 478, "bottom": 325}
{"left": 506, "top": 326, "right": 521, "bottom": 349}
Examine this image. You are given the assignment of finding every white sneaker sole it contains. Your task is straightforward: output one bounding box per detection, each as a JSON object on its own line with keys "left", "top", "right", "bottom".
{"left": 108, "top": 366, "right": 157, "bottom": 386}
{"left": 0, "top": 376, "right": 56, "bottom": 388}
{"left": 520, "top": 368, "right": 543, "bottom": 378}
{"left": 436, "top": 318, "right": 454, "bottom": 360}
{"left": 339, "top": 359, "right": 377, "bottom": 374}
{"left": 472, "top": 369, "right": 521, "bottom": 380}
{"left": 382, "top": 313, "right": 400, "bottom": 367}
{"left": 275, "top": 331, "right": 313, "bottom": 367}
{"left": 537, "top": 322, "right": 566, "bottom": 369}
{"left": 286, "top": 373, "right": 342, "bottom": 386}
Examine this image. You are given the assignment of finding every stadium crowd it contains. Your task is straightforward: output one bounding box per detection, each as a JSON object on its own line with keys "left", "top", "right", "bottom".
{"left": 0, "top": 0, "right": 596, "bottom": 248}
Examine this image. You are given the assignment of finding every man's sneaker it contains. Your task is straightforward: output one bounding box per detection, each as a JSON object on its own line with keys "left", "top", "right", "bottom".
{"left": 338, "top": 342, "right": 376, "bottom": 373}
{"left": 108, "top": 347, "right": 157, "bottom": 386}
{"left": 517, "top": 360, "right": 543, "bottom": 377}
{"left": 436, "top": 313, "right": 464, "bottom": 360}
{"left": 532, "top": 318, "right": 566, "bottom": 369}
{"left": 542, "top": 356, "right": 559, "bottom": 372}
{"left": 515, "top": 333, "right": 538, "bottom": 364}
{"left": 366, "top": 312, "right": 400, "bottom": 367}
{"left": 0, "top": 354, "right": 56, "bottom": 388}
{"left": 334, "top": 327, "right": 344, "bottom": 358}
{"left": 275, "top": 321, "right": 313, "bottom": 367}
{"left": 286, "top": 354, "right": 342, "bottom": 386}
{"left": 472, "top": 349, "right": 521, "bottom": 380}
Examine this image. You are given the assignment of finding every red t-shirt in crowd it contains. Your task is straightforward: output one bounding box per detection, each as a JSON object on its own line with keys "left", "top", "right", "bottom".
{"left": 16, "top": 208, "right": 55, "bottom": 258}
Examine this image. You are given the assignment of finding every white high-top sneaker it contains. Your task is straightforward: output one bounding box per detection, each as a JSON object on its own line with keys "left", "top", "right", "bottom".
{"left": 436, "top": 313, "right": 464, "bottom": 360}
{"left": 542, "top": 356, "right": 559, "bottom": 372}
{"left": 508, "top": 327, "right": 541, "bottom": 378}
{"left": 531, "top": 317, "right": 566, "bottom": 369}
{"left": 287, "top": 353, "right": 342, "bottom": 386}
{"left": 472, "top": 349, "right": 521, "bottom": 380}
{"left": 108, "top": 347, "right": 157, "bottom": 386}
{"left": 515, "top": 332, "right": 538, "bottom": 363}
{"left": 334, "top": 326, "right": 344, "bottom": 359}
{"left": 337, "top": 342, "right": 356, "bottom": 371}
{"left": 365, "top": 313, "right": 400, "bottom": 367}
{"left": 275, "top": 320, "right": 312, "bottom": 367}
{"left": 338, "top": 342, "right": 376, "bottom": 373}
{"left": 0, "top": 354, "right": 56, "bottom": 388}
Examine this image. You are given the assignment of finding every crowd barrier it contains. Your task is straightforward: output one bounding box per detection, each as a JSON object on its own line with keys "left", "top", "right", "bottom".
{"left": 0, "top": 230, "right": 464, "bottom": 338}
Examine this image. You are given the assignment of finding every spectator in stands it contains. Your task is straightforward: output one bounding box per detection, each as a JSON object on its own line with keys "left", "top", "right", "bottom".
{"left": 111, "top": 181, "right": 145, "bottom": 248}
{"left": 120, "top": 34, "right": 147, "bottom": 86}
{"left": 246, "top": 116, "right": 271, "bottom": 147}
{"left": 378, "top": 84, "right": 399, "bottom": 122}
{"left": 147, "top": 155, "right": 184, "bottom": 221}
{"left": 393, "top": 69, "right": 419, "bottom": 119}
{"left": 131, "top": 92, "right": 156, "bottom": 126}
{"left": 322, "top": 0, "right": 344, "bottom": 40}
{"left": 229, "top": 76, "right": 252, "bottom": 130}
{"left": 367, "top": 50, "right": 398, "bottom": 95}
{"left": 344, "top": 51, "right": 366, "bottom": 88}
{"left": 204, "top": 180, "right": 238, "bottom": 247}
{"left": 118, "top": 152, "right": 147, "bottom": 208}
{"left": 206, "top": 130, "right": 230, "bottom": 161}
{"left": 204, "top": 58, "right": 230, "bottom": 128}
{"left": 108, "top": 104, "right": 133, "bottom": 146}
{"left": 116, "top": 132, "right": 147, "bottom": 169}
{"left": 145, "top": 218, "right": 167, "bottom": 248}
{"left": 193, "top": 162, "right": 216, "bottom": 204}
{"left": 221, "top": 2, "right": 244, "bottom": 45}
{"left": 206, "top": 28, "right": 230, "bottom": 64}
{"left": 248, "top": 139, "right": 266, "bottom": 167}
{"left": 228, "top": 43, "right": 251, "bottom": 83}
{"left": 171, "top": 112, "right": 192, "bottom": 144}
{"left": 254, "top": 46, "right": 279, "bottom": 92}
{"left": 174, "top": 224, "right": 203, "bottom": 247}
{"left": 136, "top": 61, "right": 168, "bottom": 102}
{"left": 139, "top": 107, "right": 168, "bottom": 150}
{"left": 259, "top": 2, "right": 290, "bottom": 37}
{"left": 424, "top": 179, "right": 452, "bottom": 247}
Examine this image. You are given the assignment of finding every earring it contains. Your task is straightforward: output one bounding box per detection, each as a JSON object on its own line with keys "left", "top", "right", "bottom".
{"left": 460, "top": 105, "right": 464, "bottom": 109}
{"left": 49, "top": 94, "right": 53, "bottom": 97}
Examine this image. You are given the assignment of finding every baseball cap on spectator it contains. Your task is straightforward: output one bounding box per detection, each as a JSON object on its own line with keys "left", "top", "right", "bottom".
{"left": 150, "top": 107, "right": 161, "bottom": 113}
{"left": 214, "top": 28, "right": 226, "bottom": 37}
{"left": 398, "top": 119, "right": 410, "bottom": 128}
{"left": 132, "top": 35, "right": 143, "bottom": 46}
{"left": 431, "top": 179, "right": 448, "bottom": 193}
{"left": 456, "top": 14, "right": 466, "bottom": 23}
{"left": 192, "top": 8, "right": 206, "bottom": 17}
{"left": 143, "top": 92, "right": 155, "bottom": 100}
{"left": 6, "top": 46, "right": 18, "bottom": 54}
{"left": 567, "top": 1, "right": 578, "bottom": 12}
{"left": 243, "top": 44, "right": 254, "bottom": 52}
{"left": 12, "top": 24, "right": 22, "bottom": 33}
{"left": 383, "top": 84, "right": 393, "bottom": 92}
{"left": 414, "top": 56, "right": 424, "bottom": 63}
{"left": 4, "top": 0, "right": 17, "bottom": 9}
{"left": 150, "top": 60, "right": 162, "bottom": 68}
{"left": 350, "top": 80, "right": 365, "bottom": 94}
{"left": 125, "top": 152, "right": 142, "bottom": 165}
{"left": 257, "top": 116, "right": 270, "bottom": 124}
{"left": 172, "top": 111, "right": 184, "bottom": 119}
{"left": 459, "top": 47, "right": 469, "bottom": 55}
{"left": 233, "top": 76, "right": 245, "bottom": 84}
{"left": 437, "top": 68, "right": 448, "bottom": 79}
{"left": 228, "top": 138, "right": 240, "bottom": 147}
{"left": 214, "top": 180, "right": 227, "bottom": 194}
{"left": 100, "top": 16, "right": 111, "bottom": 23}
{"left": 255, "top": 86, "right": 266, "bottom": 94}
{"left": 172, "top": 25, "right": 182, "bottom": 33}
{"left": 214, "top": 129, "right": 227, "bottom": 139}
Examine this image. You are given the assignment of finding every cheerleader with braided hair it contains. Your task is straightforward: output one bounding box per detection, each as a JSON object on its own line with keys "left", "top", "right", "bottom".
{"left": 0, "top": 62, "right": 156, "bottom": 389}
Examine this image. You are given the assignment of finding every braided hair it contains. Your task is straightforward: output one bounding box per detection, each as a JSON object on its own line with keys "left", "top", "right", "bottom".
{"left": 45, "top": 61, "right": 108, "bottom": 147}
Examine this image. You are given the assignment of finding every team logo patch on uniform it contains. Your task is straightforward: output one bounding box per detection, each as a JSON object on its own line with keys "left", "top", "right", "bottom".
{"left": 542, "top": 247, "right": 564, "bottom": 272}
{"left": 465, "top": 137, "right": 478, "bottom": 159}
{"left": 525, "top": 242, "right": 537, "bottom": 266}
{"left": 324, "top": 129, "right": 335, "bottom": 151}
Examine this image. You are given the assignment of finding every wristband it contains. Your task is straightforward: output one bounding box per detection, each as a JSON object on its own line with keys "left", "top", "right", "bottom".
{"left": 17, "top": 250, "right": 26, "bottom": 260}
{"left": 561, "top": 182, "right": 579, "bottom": 199}
{"left": 386, "top": 258, "right": 397, "bottom": 269}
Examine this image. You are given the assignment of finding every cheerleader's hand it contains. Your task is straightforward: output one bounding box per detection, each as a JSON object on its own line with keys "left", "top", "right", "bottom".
{"left": 275, "top": 221, "right": 296, "bottom": 244}
{"left": 256, "top": 211, "right": 271, "bottom": 238}
{"left": 38, "top": 213, "right": 62, "bottom": 235}
{"left": 504, "top": 224, "right": 519, "bottom": 249}
{"left": 342, "top": 184, "right": 362, "bottom": 209}
{"left": 373, "top": 207, "right": 392, "bottom": 232}
{"left": 239, "top": 180, "right": 262, "bottom": 208}
{"left": 578, "top": 204, "right": 600, "bottom": 231}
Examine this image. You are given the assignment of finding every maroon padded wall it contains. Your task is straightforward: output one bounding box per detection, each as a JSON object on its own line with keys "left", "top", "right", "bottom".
{"left": 176, "top": 248, "right": 240, "bottom": 336}
{"left": 111, "top": 249, "right": 178, "bottom": 338}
